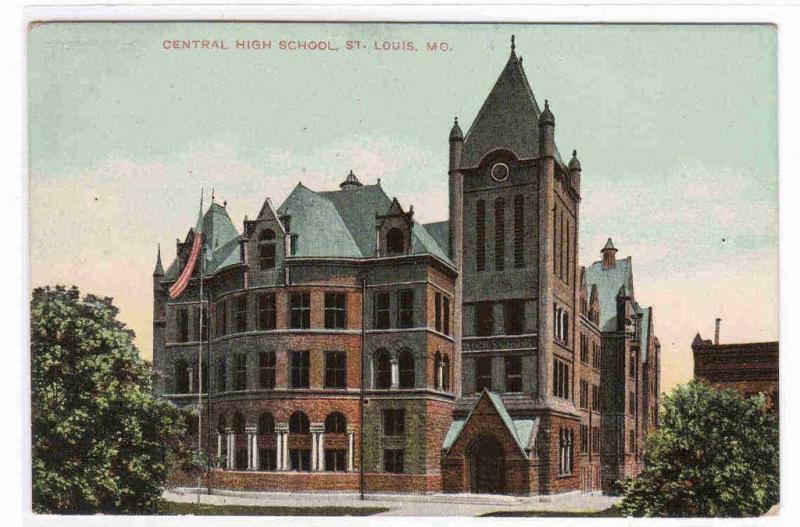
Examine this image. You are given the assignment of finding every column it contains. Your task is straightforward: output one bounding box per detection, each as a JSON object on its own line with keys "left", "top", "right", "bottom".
{"left": 437, "top": 361, "right": 444, "bottom": 390}
{"left": 283, "top": 430, "right": 289, "bottom": 470}
{"left": 311, "top": 432, "right": 318, "bottom": 471}
{"left": 252, "top": 434, "right": 259, "bottom": 471}
{"left": 318, "top": 432, "right": 325, "bottom": 472}
{"left": 216, "top": 432, "right": 222, "bottom": 467}
{"left": 347, "top": 427, "right": 355, "bottom": 472}
{"left": 245, "top": 427, "right": 256, "bottom": 470}
{"left": 276, "top": 424, "right": 288, "bottom": 470}
{"left": 390, "top": 357, "right": 399, "bottom": 388}
{"left": 310, "top": 424, "right": 323, "bottom": 471}
{"left": 226, "top": 428, "right": 234, "bottom": 469}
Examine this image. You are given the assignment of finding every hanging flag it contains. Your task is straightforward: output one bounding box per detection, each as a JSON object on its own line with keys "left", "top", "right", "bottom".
{"left": 169, "top": 192, "right": 204, "bottom": 299}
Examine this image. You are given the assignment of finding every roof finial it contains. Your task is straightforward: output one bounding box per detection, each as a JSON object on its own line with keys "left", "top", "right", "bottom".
{"left": 153, "top": 243, "right": 164, "bottom": 276}
{"left": 511, "top": 34, "right": 515, "bottom": 52}
{"left": 211, "top": 188, "right": 215, "bottom": 203}
{"left": 573, "top": 149, "right": 577, "bottom": 157}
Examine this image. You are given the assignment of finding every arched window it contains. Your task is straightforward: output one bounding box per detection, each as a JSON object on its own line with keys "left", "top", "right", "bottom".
{"left": 476, "top": 199, "right": 486, "bottom": 271}
{"left": 232, "top": 412, "right": 246, "bottom": 436}
{"left": 513, "top": 194, "right": 524, "bottom": 268}
{"left": 494, "top": 197, "right": 505, "bottom": 271}
{"left": 258, "top": 412, "right": 275, "bottom": 435}
{"left": 374, "top": 349, "right": 391, "bottom": 389}
{"left": 442, "top": 355, "right": 451, "bottom": 392}
{"left": 289, "top": 411, "right": 309, "bottom": 434}
{"left": 217, "top": 414, "right": 226, "bottom": 434}
{"left": 434, "top": 351, "right": 442, "bottom": 390}
{"left": 386, "top": 227, "right": 405, "bottom": 256}
{"left": 398, "top": 349, "right": 415, "bottom": 389}
{"left": 324, "top": 412, "right": 346, "bottom": 433}
{"left": 174, "top": 360, "right": 190, "bottom": 393}
{"left": 258, "top": 229, "right": 276, "bottom": 270}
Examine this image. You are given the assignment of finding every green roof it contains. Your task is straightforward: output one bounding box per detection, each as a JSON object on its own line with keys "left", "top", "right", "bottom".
{"left": 637, "top": 304, "right": 652, "bottom": 361}
{"left": 584, "top": 256, "right": 634, "bottom": 332}
{"left": 423, "top": 221, "right": 449, "bottom": 255}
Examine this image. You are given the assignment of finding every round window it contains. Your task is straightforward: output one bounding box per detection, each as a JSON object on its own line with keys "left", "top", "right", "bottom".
{"left": 490, "top": 162, "right": 510, "bottom": 182}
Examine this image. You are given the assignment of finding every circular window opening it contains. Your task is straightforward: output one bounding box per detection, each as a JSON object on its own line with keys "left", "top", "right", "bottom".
{"left": 490, "top": 162, "right": 510, "bottom": 182}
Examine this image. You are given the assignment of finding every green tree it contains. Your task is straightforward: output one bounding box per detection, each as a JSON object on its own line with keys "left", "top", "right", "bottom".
{"left": 31, "top": 285, "right": 192, "bottom": 514}
{"left": 618, "top": 381, "right": 779, "bottom": 517}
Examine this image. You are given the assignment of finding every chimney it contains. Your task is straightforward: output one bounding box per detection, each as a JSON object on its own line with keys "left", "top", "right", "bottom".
{"left": 714, "top": 318, "right": 721, "bottom": 345}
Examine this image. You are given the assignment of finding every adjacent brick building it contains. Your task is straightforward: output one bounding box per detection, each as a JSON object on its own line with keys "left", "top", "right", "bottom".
{"left": 153, "top": 37, "right": 661, "bottom": 495}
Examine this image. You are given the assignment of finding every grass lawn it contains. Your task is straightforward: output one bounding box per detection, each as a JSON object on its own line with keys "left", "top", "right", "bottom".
{"left": 160, "top": 500, "right": 389, "bottom": 516}
{"left": 481, "top": 507, "right": 624, "bottom": 517}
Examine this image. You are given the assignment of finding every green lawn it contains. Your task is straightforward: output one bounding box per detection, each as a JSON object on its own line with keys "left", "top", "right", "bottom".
{"left": 481, "top": 507, "right": 624, "bottom": 517}
{"left": 160, "top": 501, "right": 389, "bottom": 516}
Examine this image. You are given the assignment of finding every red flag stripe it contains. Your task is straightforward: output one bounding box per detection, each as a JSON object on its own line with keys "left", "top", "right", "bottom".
{"left": 168, "top": 232, "right": 202, "bottom": 300}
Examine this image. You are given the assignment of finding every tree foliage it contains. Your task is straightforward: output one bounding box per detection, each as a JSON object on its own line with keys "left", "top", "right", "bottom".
{"left": 618, "top": 381, "right": 779, "bottom": 517}
{"left": 31, "top": 285, "right": 192, "bottom": 514}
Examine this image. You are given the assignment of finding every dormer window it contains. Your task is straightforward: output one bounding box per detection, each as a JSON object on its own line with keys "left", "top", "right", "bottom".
{"left": 386, "top": 227, "right": 405, "bottom": 256}
{"left": 258, "top": 229, "right": 276, "bottom": 270}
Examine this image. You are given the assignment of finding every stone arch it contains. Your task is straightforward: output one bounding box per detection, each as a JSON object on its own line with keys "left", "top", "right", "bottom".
{"left": 324, "top": 411, "right": 346, "bottom": 434}
{"left": 467, "top": 434, "right": 506, "bottom": 494}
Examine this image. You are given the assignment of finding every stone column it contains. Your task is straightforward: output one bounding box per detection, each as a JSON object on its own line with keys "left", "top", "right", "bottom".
{"left": 245, "top": 426, "right": 256, "bottom": 470}
{"left": 216, "top": 432, "right": 222, "bottom": 467}
{"left": 318, "top": 432, "right": 325, "bottom": 471}
{"left": 390, "top": 357, "right": 399, "bottom": 389}
{"left": 276, "top": 424, "right": 288, "bottom": 470}
{"left": 252, "top": 434, "right": 259, "bottom": 471}
{"left": 310, "top": 424, "right": 324, "bottom": 471}
{"left": 437, "top": 360, "right": 444, "bottom": 390}
{"left": 226, "top": 428, "right": 234, "bottom": 469}
{"left": 347, "top": 427, "right": 355, "bottom": 472}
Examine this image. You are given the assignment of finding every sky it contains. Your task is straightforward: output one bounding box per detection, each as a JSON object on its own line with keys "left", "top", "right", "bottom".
{"left": 28, "top": 22, "right": 778, "bottom": 393}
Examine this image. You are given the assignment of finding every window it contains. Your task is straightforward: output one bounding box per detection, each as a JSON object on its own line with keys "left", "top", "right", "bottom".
{"left": 259, "top": 351, "right": 276, "bottom": 389}
{"left": 475, "top": 301, "right": 494, "bottom": 337}
{"left": 216, "top": 301, "right": 227, "bottom": 337}
{"left": 290, "top": 351, "right": 310, "bottom": 388}
{"left": 257, "top": 293, "right": 276, "bottom": 330}
{"left": 289, "top": 411, "right": 310, "bottom": 434}
{"left": 553, "top": 358, "right": 570, "bottom": 399}
{"left": 383, "top": 449, "right": 404, "bottom": 473}
{"left": 503, "top": 299, "right": 525, "bottom": 335}
{"left": 382, "top": 409, "right": 405, "bottom": 436}
{"left": 580, "top": 334, "right": 588, "bottom": 363}
{"left": 592, "top": 426, "right": 601, "bottom": 454}
{"left": 434, "top": 352, "right": 442, "bottom": 390}
{"left": 592, "top": 384, "right": 601, "bottom": 412}
{"left": 234, "top": 296, "right": 247, "bottom": 333}
{"left": 442, "top": 355, "right": 451, "bottom": 392}
{"left": 580, "top": 379, "right": 589, "bottom": 409}
{"left": 559, "top": 427, "right": 574, "bottom": 476}
{"left": 258, "top": 412, "right": 275, "bottom": 435}
{"left": 174, "top": 360, "right": 190, "bottom": 393}
{"left": 398, "top": 290, "right": 414, "bottom": 328}
{"left": 375, "top": 292, "right": 391, "bottom": 329}
{"left": 494, "top": 197, "right": 505, "bottom": 271}
{"left": 258, "top": 229, "right": 276, "bottom": 270}
{"left": 434, "top": 292, "right": 442, "bottom": 333}
{"left": 475, "top": 356, "right": 492, "bottom": 392}
{"left": 592, "top": 342, "right": 601, "bottom": 369}
{"left": 476, "top": 199, "right": 486, "bottom": 271}
{"left": 324, "top": 292, "right": 347, "bottom": 329}
{"left": 386, "top": 227, "right": 405, "bottom": 255}
{"left": 554, "top": 306, "right": 570, "bottom": 345}
{"left": 374, "top": 350, "right": 391, "bottom": 389}
{"left": 324, "top": 412, "right": 346, "bottom": 433}
{"left": 290, "top": 292, "right": 311, "bottom": 329}
{"left": 216, "top": 360, "right": 226, "bottom": 392}
{"left": 629, "top": 391, "right": 636, "bottom": 415}
{"left": 513, "top": 194, "right": 524, "bottom": 268}
{"left": 217, "top": 415, "right": 226, "bottom": 434}
{"left": 398, "top": 349, "right": 415, "bottom": 388}
{"left": 233, "top": 353, "right": 247, "bottom": 391}
{"left": 325, "top": 351, "right": 347, "bottom": 389}
{"left": 177, "top": 308, "right": 189, "bottom": 342}
{"left": 580, "top": 424, "right": 589, "bottom": 454}
{"left": 193, "top": 306, "right": 209, "bottom": 341}
{"left": 325, "top": 450, "right": 347, "bottom": 472}
{"left": 443, "top": 297, "right": 450, "bottom": 336}
{"left": 504, "top": 356, "right": 522, "bottom": 393}
{"left": 233, "top": 412, "right": 246, "bottom": 435}
{"left": 290, "top": 449, "right": 311, "bottom": 471}
{"left": 259, "top": 449, "right": 277, "bottom": 471}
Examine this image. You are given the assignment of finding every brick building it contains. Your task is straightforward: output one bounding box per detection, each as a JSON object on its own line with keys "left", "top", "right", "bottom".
{"left": 692, "top": 321, "right": 778, "bottom": 414}
{"left": 153, "top": 38, "right": 660, "bottom": 495}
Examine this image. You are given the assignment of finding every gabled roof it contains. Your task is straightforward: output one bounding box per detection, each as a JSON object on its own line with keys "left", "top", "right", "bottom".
{"left": 461, "top": 49, "right": 564, "bottom": 168}
{"left": 584, "top": 256, "right": 634, "bottom": 332}
{"left": 442, "top": 389, "right": 538, "bottom": 457}
{"left": 424, "top": 220, "right": 449, "bottom": 254}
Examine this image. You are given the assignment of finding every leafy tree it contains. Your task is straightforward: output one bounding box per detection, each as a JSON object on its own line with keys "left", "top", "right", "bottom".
{"left": 31, "top": 285, "right": 193, "bottom": 514}
{"left": 618, "top": 381, "right": 779, "bottom": 517}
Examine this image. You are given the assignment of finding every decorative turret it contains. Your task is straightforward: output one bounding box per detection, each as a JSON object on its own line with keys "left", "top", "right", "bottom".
{"left": 339, "top": 169, "right": 363, "bottom": 189}
{"left": 153, "top": 244, "right": 164, "bottom": 277}
{"left": 538, "top": 100, "right": 555, "bottom": 157}
{"left": 449, "top": 117, "right": 464, "bottom": 171}
{"left": 601, "top": 237, "right": 618, "bottom": 270}
{"left": 568, "top": 149, "right": 582, "bottom": 193}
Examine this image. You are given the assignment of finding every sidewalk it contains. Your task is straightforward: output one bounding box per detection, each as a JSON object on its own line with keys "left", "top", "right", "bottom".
{"left": 164, "top": 487, "right": 618, "bottom": 516}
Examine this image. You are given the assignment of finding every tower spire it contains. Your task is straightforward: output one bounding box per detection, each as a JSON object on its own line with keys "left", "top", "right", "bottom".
{"left": 153, "top": 243, "right": 164, "bottom": 276}
{"left": 511, "top": 34, "right": 515, "bottom": 52}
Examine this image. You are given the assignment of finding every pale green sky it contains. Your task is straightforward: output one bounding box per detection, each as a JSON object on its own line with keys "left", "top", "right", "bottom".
{"left": 28, "top": 23, "right": 778, "bottom": 392}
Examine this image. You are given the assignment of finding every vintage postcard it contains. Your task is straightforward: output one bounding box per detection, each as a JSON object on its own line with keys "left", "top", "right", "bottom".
{"left": 27, "top": 18, "right": 779, "bottom": 519}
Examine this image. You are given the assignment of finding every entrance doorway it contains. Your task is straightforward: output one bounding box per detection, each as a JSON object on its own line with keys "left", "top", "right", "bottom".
{"left": 469, "top": 435, "right": 505, "bottom": 494}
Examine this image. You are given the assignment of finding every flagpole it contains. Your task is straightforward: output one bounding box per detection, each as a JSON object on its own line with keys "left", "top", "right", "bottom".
{"left": 196, "top": 188, "right": 204, "bottom": 511}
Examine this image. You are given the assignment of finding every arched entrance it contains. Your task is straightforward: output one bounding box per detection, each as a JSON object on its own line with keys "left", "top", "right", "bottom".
{"left": 469, "top": 435, "right": 505, "bottom": 494}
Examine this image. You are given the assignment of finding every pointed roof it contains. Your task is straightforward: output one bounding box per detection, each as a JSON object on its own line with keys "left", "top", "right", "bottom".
{"left": 569, "top": 149, "right": 581, "bottom": 171}
{"left": 449, "top": 117, "right": 463, "bottom": 141}
{"left": 153, "top": 244, "right": 164, "bottom": 276}
{"left": 339, "top": 169, "right": 363, "bottom": 189}
{"left": 461, "top": 39, "right": 564, "bottom": 168}
{"left": 603, "top": 237, "right": 617, "bottom": 252}
{"left": 585, "top": 255, "right": 634, "bottom": 332}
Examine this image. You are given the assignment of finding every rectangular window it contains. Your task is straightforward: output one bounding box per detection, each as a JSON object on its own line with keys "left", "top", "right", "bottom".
{"left": 324, "top": 292, "right": 347, "bottom": 329}
{"left": 592, "top": 384, "right": 601, "bottom": 412}
{"left": 382, "top": 409, "right": 405, "bottom": 436}
{"left": 216, "top": 301, "right": 227, "bottom": 337}
{"left": 592, "top": 426, "right": 601, "bottom": 454}
{"left": 259, "top": 448, "right": 277, "bottom": 471}
{"left": 234, "top": 296, "right": 247, "bottom": 333}
{"left": 475, "top": 301, "right": 494, "bottom": 337}
{"left": 559, "top": 427, "right": 574, "bottom": 476}
{"left": 475, "top": 356, "right": 493, "bottom": 392}
{"left": 443, "top": 297, "right": 450, "bottom": 336}
{"left": 504, "top": 356, "right": 522, "bottom": 393}
{"left": 503, "top": 299, "right": 525, "bottom": 335}
{"left": 580, "top": 424, "right": 589, "bottom": 454}
{"left": 259, "top": 244, "right": 276, "bottom": 270}
{"left": 553, "top": 358, "right": 570, "bottom": 399}
{"left": 259, "top": 352, "right": 276, "bottom": 389}
{"left": 290, "top": 449, "right": 311, "bottom": 471}
{"left": 289, "top": 292, "right": 311, "bottom": 329}
{"left": 580, "top": 334, "right": 588, "bottom": 363}
{"left": 398, "top": 289, "right": 414, "bottom": 328}
{"left": 513, "top": 194, "right": 524, "bottom": 268}
{"left": 324, "top": 351, "right": 346, "bottom": 389}
{"left": 324, "top": 449, "right": 347, "bottom": 472}
{"left": 192, "top": 306, "right": 209, "bottom": 342}
{"left": 233, "top": 353, "right": 247, "bottom": 391}
{"left": 383, "top": 449, "right": 404, "bottom": 474}
{"left": 476, "top": 199, "right": 486, "bottom": 271}
{"left": 257, "top": 293, "right": 276, "bottom": 330}
{"left": 434, "top": 292, "right": 442, "bottom": 333}
{"left": 592, "top": 342, "right": 601, "bottom": 369}
{"left": 291, "top": 351, "right": 310, "bottom": 388}
{"left": 375, "top": 292, "right": 391, "bottom": 329}
{"left": 580, "top": 379, "right": 589, "bottom": 409}
{"left": 177, "top": 307, "right": 189, "bottom": 342}
{"left": 494, "top": 197, "right": 505, "bottom": 271}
